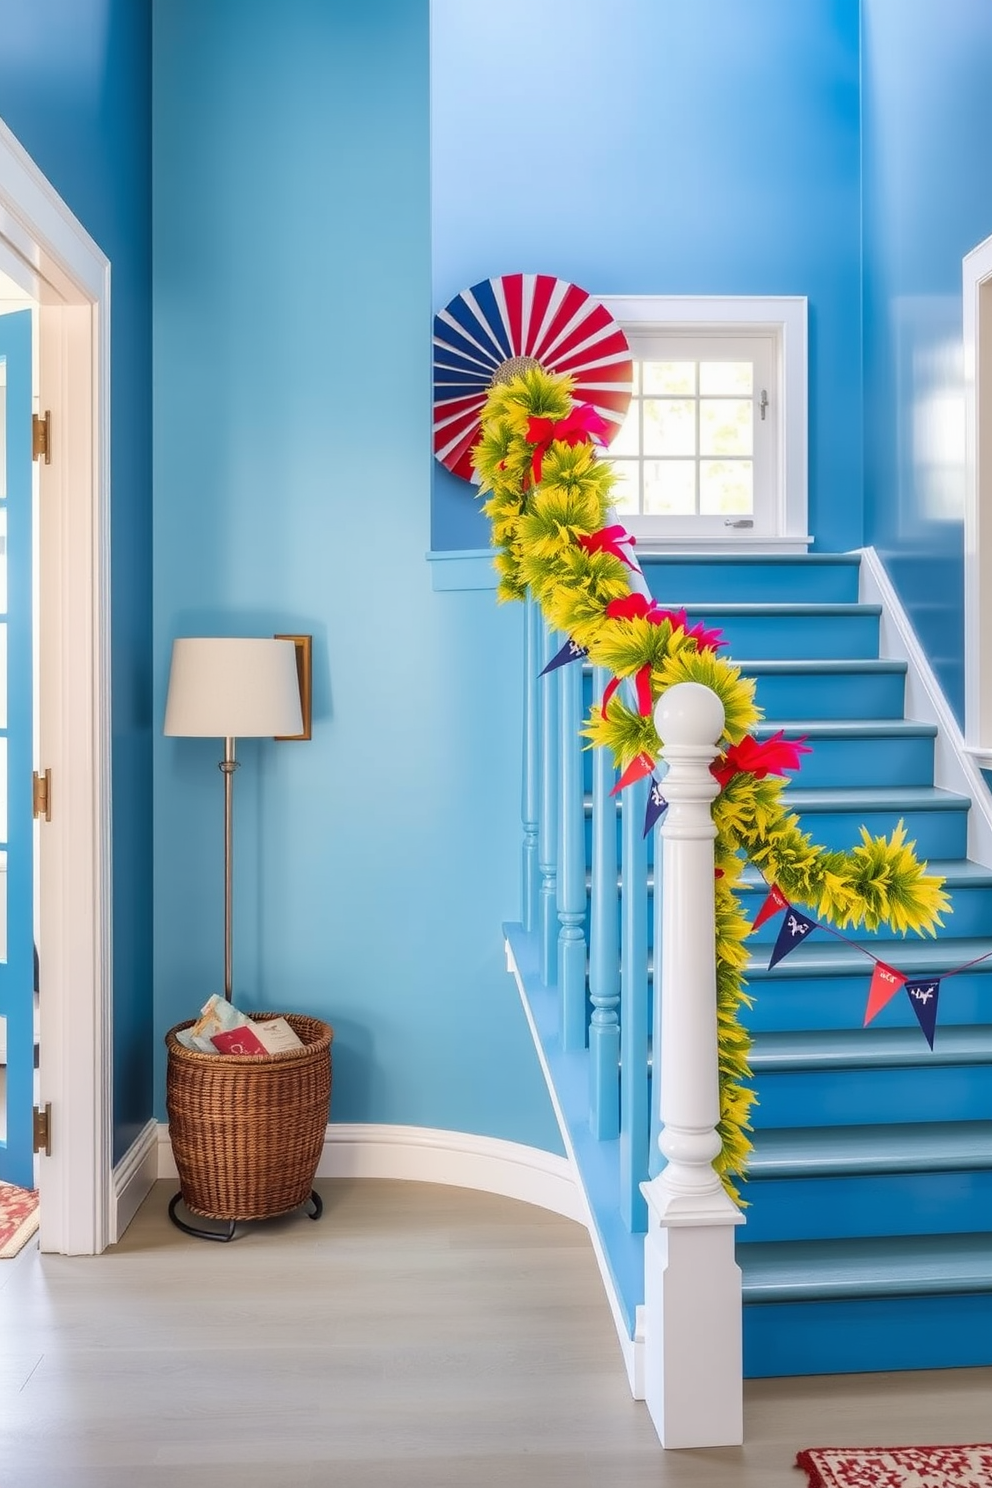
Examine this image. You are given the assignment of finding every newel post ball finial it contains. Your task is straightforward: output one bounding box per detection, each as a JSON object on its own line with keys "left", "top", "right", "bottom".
{"left": 654, "top": 680, "right": 725, "bottom": 749}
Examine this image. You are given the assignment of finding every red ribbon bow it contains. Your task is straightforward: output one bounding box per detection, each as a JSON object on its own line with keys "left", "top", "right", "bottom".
{"left": 711, "top": 730, "right": 811, "bottom": 788}
{"left": 577, "top": 525, "right": 637, "bottom": 570}
{"left": 525, "top": 403, "right": 610, "bottom": 486}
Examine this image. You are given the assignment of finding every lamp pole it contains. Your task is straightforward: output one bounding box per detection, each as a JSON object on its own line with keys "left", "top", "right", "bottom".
{"left": 220, "top": 737, "right": 238, "bottom": 1002}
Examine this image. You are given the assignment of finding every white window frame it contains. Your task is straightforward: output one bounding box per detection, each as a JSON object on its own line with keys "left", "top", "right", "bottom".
{"left": 599, "top": 296, "right": 809, "bottom": 552}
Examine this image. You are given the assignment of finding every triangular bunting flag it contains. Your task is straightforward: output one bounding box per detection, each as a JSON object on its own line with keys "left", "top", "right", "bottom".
{"left": 768, "top": 908, "right": 817, "bottom": 969}
{"left": 540, "top": 637, "right": 589, "bottom": 675}
{"left": 863, "top": 961, "right": 907, "bottom": 1026}
{"left": 904, "top": 977, "right": 941, "bottom": 1049}
{"left": 611, "top": 752, "right": 655, "bottom": 796}
{"left": 643, "top": 779, "right": 668, "bottom": 838}
{"left": 752, "top": 883, "right": 788, "bottom": 931}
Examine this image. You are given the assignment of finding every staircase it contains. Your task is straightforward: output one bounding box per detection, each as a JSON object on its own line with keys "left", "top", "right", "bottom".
{"left": 505, "top": 548, "right": 992, "bottom": 1386}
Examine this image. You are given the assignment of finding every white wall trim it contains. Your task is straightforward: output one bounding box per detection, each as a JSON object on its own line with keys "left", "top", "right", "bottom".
{"left": 963, "top": 232, "right": 992, "bottom": 754}
{"left": 155, "top": 1122, "right": 585, "bottom": 1224}
{"left": 112, "top": 1120, "right": 159, "bottom": 1242}
{"left": 0, "top": 116, "right": 113, "bottom": 1255}
{"left": 859, "top": 545, "right": 992, "bottom": 866}
{"left": 599, "top": 294, "right": 808, "bottom": 550}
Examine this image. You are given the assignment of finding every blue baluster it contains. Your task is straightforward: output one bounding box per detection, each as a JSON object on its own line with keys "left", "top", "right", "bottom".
{"left": 521, "top": 593, "right": 541, "bottom": 934}
{"left": 589, "top": 666, "right": 620, "bottom": 1138}
{"left": 558, "top": 644, "right": 587, "bottom": 1050}
{"left": 620, "top": 772, "right": 649, "bottom": 1233}
{"left": 539, "top": 624, "right": 560, "bottom": 987}
{"left": 648, "top": 794, "right": 665, "bottom": 1179}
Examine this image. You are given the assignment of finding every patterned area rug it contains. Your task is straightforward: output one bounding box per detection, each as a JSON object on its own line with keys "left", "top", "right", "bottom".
{"left": 796, "top": 1445, "right": 992, "bottom": 1487}
{"left": 0, "top": 1180, "right": 39, "bottom": 1258}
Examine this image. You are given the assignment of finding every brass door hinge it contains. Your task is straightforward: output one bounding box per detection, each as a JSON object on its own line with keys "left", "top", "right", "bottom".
{"left": 32, "top": 768, "right": 51, "bottom": 822}
{"left": 33, "top": 1102, "right": 52, "bottom": 1156}
{"left": 32, "top": 410, "right": 51, "bottom": 464}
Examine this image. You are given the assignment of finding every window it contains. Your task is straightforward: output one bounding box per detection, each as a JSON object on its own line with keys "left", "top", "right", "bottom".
{"left": 599, "top": 297, "right": 808, "bottom": 550}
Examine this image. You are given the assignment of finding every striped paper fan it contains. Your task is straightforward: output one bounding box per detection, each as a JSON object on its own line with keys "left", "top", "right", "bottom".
{"left": 433, "top": 273, "right": 633, "bottom": 483}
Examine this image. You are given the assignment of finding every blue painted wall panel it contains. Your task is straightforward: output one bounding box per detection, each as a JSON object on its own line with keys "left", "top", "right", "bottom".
{"left": 431, "top": 0, "right": 864, "bottom": 556}
{"left": 0, "top": 0, "right": 153, "bottom": 1163}
{"left": 862, "top": 0, "right": 992, "bottom": 724}
{"left": 152, "top": 0, "right": 563, "bottom": 1151}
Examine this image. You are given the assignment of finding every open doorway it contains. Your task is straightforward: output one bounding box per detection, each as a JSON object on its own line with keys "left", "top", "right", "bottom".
{"left": 0, "top": 118, "right": 112, "bottom": 1255}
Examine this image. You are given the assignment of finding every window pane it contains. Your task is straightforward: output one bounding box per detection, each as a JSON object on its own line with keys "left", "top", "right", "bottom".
{"left": 609, "top": 406, "right": 640, "bottom": 457}
{"left": 700, "top": 459, "right": 752, "bottom": 515}
{"left": 643, "top": 361, "right": 695, "bottom": 396}
{"left": 699, "top": 360, "right": 753, "bottom": 395}
{"left": 644, "top": 398, "right": 695, "bottom": 457}
{"left": 644, "top": 460, "right": 696, "bottom": 515}
{"left": 630, "top": 360, "right": 640, "bottom": 395}
{"left": 700, "top": 399, "right": 752, "bottom": 457}
{"left": 605, "top": 459, "right": 640, "bottom": 514}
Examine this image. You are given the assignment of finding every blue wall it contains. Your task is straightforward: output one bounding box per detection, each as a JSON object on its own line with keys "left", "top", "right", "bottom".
{"left": 431, "top": 0, "right": 864, "bottom": 557}
{"left": 862, "top": 0, "right": 992, "bottom": 724}
{"left": 152, "top": 0, "right": 562, "bottom": 1151}
{"left": 0, "top": 0, "right": 154, "bottom": 1162}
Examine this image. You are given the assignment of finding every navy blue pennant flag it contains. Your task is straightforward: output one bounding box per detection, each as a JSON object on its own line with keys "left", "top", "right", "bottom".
{"left": 904, "top": 977, "right": 941, "bottom": 1049}
{"left": 643, "top": 778, "right": 668, "bottom": 838}
{"left": 540, "top": 637, "right": 589, "bottom": 676}
{"left": 768, "top": 908, "right": 817, "bottom": 969}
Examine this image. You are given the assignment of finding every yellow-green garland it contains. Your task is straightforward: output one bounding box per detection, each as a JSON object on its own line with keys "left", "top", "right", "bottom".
{"left": 473, "top": 366, "right": 950, "bottom": 1201}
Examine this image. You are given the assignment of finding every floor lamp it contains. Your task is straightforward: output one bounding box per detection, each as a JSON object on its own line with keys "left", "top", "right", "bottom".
{"left": 164, "top": 637, "right": 303, "bottom": 1002}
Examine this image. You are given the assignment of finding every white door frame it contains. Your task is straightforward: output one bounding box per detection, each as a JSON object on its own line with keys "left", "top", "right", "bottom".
{"left": 0, "top": 118, "right": 112, "bottom": 1254}
{"left": 963, "top": 233, "right": 992, "bottom": 766}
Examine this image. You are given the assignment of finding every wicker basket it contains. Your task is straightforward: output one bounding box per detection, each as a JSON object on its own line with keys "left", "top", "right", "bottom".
{"left": 165, "top": 1012, "right": 333, "bottom": 1222}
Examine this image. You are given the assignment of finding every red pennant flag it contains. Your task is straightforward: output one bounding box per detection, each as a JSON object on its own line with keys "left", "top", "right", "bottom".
{"left": 752, "top": 883, "right": 788, "bottom": 931}
{"left": 610, "top": 752, "right": 655, "bottom": 796}
{"left": 863, "top": 961, "right": 907, "bottom": 1026}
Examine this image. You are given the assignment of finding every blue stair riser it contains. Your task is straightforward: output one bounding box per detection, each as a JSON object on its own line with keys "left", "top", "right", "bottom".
{"left": 743, "top": 969, "right": 992, "bottom": 1032}
{"left": 737, "top": 1169, "right": 992, "bottom": 1243}
{"left": 640, "top": 556, "right": 862, "bottom": 606}
{"left": 745, "top": 667, "right": 907, "bottom": 718}
{"left": 782, "top": 804, "right": 968, "bottom": 858}
{"left": 742, "top": 1292, "right": 992, "bottom": 1377}
{"left": 747, "top": 1067, "right": 992, "bottom": 1128}
{"left": 686, "top": 609, "right": 881, "bottom": 661}
{"left": 763, "top": 734, "right": 935, "bottom": 790}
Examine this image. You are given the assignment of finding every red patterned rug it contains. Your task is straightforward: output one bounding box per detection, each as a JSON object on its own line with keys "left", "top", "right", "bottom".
{"left": 797, "top": 1445, "right": 992, "bottom": 1487}
{"left": 0, "top": 1180, "right": 39, "bottom": 1258}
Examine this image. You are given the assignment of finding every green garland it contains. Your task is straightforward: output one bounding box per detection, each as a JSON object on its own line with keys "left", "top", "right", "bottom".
{"left": 473, "top": 367, "right": 950, "bottom": 1200}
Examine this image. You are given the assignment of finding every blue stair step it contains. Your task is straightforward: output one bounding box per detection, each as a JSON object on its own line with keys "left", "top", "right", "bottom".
{"left": 679, "top": 603, "right": 881, "bottom": 661}
{"left": 780, "top": 784, "right": 970, "bottom": 857}
{"left": 749, "top": 1026, "right": 992, "bottom": 1074}
{"left": 740, "top": 1232, "right": 992, "bottom": 1302}
{"left": 752, "top": 718, "right": 937, "bottom": 789}
{"left": 640, "top": 553, "right": 862, "bottom": 605}
{"left": 742, "top": 659, "right": 907, "bottom": 718}
{"left": 739, "top": 1123, "right": 992, "bottom": 1244}
{"left": 744, "top": 1119, "right": 992, "bottom": 1177}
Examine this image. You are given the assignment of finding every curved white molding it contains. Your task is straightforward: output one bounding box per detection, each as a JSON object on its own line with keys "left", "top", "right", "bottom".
{"left": 0, "top": 116, "right": 112, "bottom": 1255}
{"left": 154, "top": 1121, "right": 585, "bottom": 1226}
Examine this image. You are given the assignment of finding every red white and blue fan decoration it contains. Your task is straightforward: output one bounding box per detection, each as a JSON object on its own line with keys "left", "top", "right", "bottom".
{"left": 433, "top": 273, "right": 634, "bottom": 483}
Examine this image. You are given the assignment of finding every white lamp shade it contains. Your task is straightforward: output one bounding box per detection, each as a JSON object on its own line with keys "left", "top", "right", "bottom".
{"left": 164, "top": 637, "right": 303, "bottom": 738}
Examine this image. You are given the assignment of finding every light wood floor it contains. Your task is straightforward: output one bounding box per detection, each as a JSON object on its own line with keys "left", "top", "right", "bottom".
{"left": 1, "top": 1178, "right": 989, "bottom": 1487}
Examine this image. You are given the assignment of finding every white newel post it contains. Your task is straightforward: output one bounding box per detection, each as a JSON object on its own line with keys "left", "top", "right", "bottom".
{"left": 641, "top": 682, "right": 745, "bottom": 1449}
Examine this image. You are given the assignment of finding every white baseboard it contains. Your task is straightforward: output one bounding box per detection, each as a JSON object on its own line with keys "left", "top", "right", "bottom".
{"left": 154, "top": 1121, "right": 585, "bottom": 1225}
{"left": 112, "top": 1119, "right": 159, "bottom": 1241}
